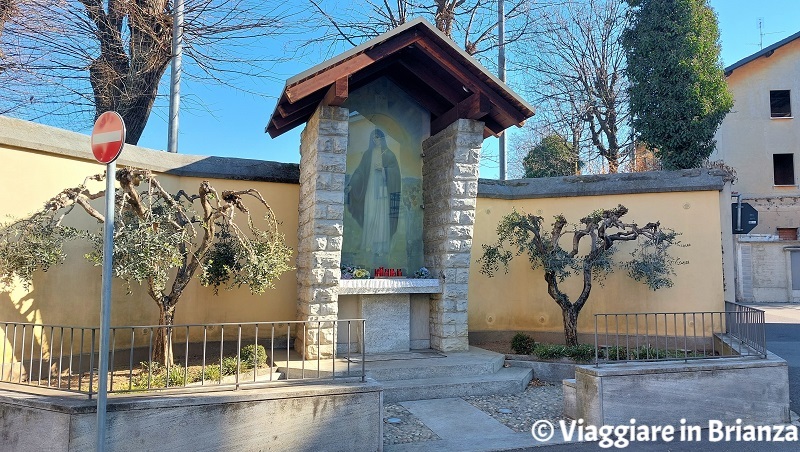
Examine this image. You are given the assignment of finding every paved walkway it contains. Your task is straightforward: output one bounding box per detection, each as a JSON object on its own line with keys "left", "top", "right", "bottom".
{"left": 385, "top": 398, "right": 547, "bottom": 451}
{"left": 383, "top": 381, "right": 565, "bottom": 451}
{"left": 749, "top": 303, "right": 800, "bottom": 415}
{"left": 381, "top": 303, "right": 800, "bottom": 451}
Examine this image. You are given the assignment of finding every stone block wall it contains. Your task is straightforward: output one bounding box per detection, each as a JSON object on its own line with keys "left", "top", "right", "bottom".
{"left": 421, "top": 119, "right": 483, "bottom": 351}
{"left": 296, "top": 105, "right": 349, "bottom": 359}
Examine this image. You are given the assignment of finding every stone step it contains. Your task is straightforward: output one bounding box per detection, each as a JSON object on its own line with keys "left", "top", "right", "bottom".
{"left": 380, "top": 367, "right": 533, "bottom": 403}
{"left": 276, "top": 347, "right": 506, "bottom": 381}
{"left": 364, "top": 353, "right": 505, "bottom": 381}
{"left": 562, "top": 378, "right": 577, "bottom": 419}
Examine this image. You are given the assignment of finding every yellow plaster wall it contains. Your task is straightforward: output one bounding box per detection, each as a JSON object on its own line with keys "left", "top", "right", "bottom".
{"left": 1, "top": 135, "right": 726, "bottom": 356}
{"left": 0, "top": 144, "right": 300, "bottom": 347}
{"left": 468, "top": 190, "right": 725, "bottom": 339}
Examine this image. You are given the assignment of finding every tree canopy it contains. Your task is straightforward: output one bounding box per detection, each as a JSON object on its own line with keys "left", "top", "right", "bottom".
{"left": 520, "top": 133, "right": 579, "bottom": 178}
{"left": 0, "top": 0, "right": 291, "bottom": 143}
{"left": 0, "top": 169, "right": 293, "bottom": 364}
{"left": 622, "top": 0, "right": 732, "bottom": 170}
{"left": 518, "top": 0, "right": 631, "bottom": 174}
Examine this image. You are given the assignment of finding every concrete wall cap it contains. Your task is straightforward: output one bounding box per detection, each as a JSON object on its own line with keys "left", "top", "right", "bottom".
{"left": 0, "top": 378, "right": 381, "bottom": 414}
{"left": 479, "top": 169, "right": 728, "bottom": 199}
{"left": 574, "top": 354, "right": 786, "bottom": 377}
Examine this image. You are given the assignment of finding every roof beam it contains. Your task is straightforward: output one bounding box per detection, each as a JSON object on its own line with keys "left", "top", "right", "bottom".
{"left": 278, "top": 94, "right": 321, "bottom": 118}
{"left": 397, "top": 58, "right": 465, "bottom": 104}
{"left": 285, "top": 32, "right": 422, "bottom": 103}
{"left": 430, "top": 93, "right": 491, "bottom": 136}
{"left": 322, "top": 77, "right": 349, "bottom": 107}
{"left": 413, "top": 39, "right": 528, "bottom": 126}
{"left": 384, "top": 74, "right": 450, "bottom": 116}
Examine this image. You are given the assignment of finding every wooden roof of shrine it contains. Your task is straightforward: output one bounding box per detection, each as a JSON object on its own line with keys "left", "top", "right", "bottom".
{"left": 266, "top": 18, "right": 535, "bottom": 139}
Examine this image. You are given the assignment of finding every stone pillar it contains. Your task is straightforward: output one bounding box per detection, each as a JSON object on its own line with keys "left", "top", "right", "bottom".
{"left": 421, "top": 119, "right": 483, "bottom": 352}
{"left": 295, "top": 105, "right": 348, "bottom": 359}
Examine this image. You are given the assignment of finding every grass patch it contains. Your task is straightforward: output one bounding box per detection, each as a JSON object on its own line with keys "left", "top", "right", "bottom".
{"left": 127, "top": 344, "right": 270, "bottom": 390}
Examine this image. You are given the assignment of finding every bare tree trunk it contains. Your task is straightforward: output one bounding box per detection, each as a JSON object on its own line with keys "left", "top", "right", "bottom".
{"left": 607, "top": 156, "right": 619, "bottom": 174}
{"left": 562, "top": 304, "right": 579, "bottom": 346}
{"left": 153, "top": 304, "right": 175, "bottom": 366}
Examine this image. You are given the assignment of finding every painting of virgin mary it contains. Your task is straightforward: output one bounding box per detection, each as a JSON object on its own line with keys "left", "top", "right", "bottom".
{"left": 346, "top": 128, "right": 401, "bottom": 262}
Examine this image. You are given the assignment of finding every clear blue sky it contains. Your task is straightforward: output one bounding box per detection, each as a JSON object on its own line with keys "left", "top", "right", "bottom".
{"left": 128, "top": 1, "right": 800, "bottom": 180}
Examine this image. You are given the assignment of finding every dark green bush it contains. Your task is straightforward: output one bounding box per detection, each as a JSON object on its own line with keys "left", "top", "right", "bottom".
{"left": 529, "top": 343, "right": 596, "bottom": 361}
{"left": 221, "top": 356, "right": 239, "bottom": 376}
{"left": 565, "top": 344, "right": 595, "bottom": 362}
{"left": 240, "top": 344, "right": 268, "bottom": 369}
{"left": 533, "top": 344, "right": 567, "bottom": 359}
{"left": 510, "top": 333, "right": 536, "bottom": 355}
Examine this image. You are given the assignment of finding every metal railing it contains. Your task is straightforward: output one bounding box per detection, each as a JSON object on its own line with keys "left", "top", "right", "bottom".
{"left": 724, "top": 301, "right": 768, "bottom": 355}
{"left": 594, "top": 304, "right": 767, "bottom": 365}
{"left": 0, "top": 319, "right": 366, "bottom": 398}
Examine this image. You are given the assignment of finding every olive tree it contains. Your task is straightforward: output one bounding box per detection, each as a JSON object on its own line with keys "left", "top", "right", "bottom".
{"left": 0, "top": 168, "right": 293, "bottom": 365}
{"left": 478, "top": 205, "right": 685, "bottom": 346}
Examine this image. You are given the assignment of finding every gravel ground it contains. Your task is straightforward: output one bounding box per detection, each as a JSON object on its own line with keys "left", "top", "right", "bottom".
{"left": 382, "top": 380, "right": 566, "bottom": 446}
{"left": 465, "top": 380, "right": 567, "bottom": 432}
{"left": 383, "top": 403, "right": 441, "bottom": 446}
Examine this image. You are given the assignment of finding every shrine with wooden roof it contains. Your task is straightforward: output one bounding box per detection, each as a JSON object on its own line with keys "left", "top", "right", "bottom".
{"left": 267, "top": 18, "right": 534, "bottom": 360}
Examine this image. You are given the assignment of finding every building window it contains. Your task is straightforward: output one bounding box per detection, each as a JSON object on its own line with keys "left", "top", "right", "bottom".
{"left": 773, "top": 153, "right": 795, "bottom": 185}
{"left": 770, "top": 90, "right": 792, "bottom": 118}
{"left": 778, "top": 228, "right": 798, "bottom": 241}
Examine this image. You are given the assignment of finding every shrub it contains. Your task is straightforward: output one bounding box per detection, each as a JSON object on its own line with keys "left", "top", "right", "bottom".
{"left": 510, "top": 333, "right": 536, "bottom": 355}
{"left": 533, "top": 344, "right": 567, "bottom": 360}
{"left": 240, "top": 344, "right": 268, "bottom": 369}
{"left": 131, "top": 362, "right": 197, "bottom": 389}
{"left": 166, "top": 364, "right": 191, "bottom": 386}
{"left": 565, "top": 344, "right": 595, "bottom": 362}
{"left": 603, "top": 346, "right": 630, "bottom": 361}
{"left": 221, "top": 356, "right": 239, "bottom": 376}
{"left": 202, "top": 365, "right": 221, "bottom": 382}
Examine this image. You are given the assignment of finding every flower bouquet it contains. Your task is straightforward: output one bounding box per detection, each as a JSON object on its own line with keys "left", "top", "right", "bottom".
{"left": 341, "top": 265, "right": 371, "bottom": 279}
{"left": 412, "top": 267, "right": 431, "bottom": 279}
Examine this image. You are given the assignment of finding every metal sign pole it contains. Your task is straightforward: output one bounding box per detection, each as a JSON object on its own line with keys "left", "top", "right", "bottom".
{"left": 96, "top": 161, "right": 116, "bottom": 451}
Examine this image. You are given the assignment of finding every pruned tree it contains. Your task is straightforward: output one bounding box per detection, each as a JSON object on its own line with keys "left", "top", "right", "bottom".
{"left": 0, "top": 169, "right": 293, "bottom": 365}
{"left": 0, "top": 0, "right": 291, "bottom": 144}
{"left": 622, "top": 0, "right": 733, "bottom": 170}
{"left": 478, "top": 205, "right": 685, "bottom": 346}
{"left": 516, "top": 0, "right": 632, "bottom": 173}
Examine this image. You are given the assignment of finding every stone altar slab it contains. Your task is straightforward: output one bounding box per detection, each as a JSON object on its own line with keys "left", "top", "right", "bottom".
{"left": 361, "top": 293, "right": 411, "bottom": 353}
{"left": 339, "top": 278, "right": 441, "bottom": 294}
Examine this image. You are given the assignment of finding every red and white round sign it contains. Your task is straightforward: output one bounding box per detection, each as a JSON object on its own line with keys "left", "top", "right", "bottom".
{"left": 91, "top": 111, "right": 126, "bottom": 164}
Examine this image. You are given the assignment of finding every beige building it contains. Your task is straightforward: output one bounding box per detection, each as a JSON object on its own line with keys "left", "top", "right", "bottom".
{"left": 711, "top": 31, "right": 800, "bottom": 302}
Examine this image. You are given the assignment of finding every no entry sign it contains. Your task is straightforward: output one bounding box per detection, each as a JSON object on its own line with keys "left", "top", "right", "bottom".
{"left": 91, "top": 111, "right": 126, "bottom": 164}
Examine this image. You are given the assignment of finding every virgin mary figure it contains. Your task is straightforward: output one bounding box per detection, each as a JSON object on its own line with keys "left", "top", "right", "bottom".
{"left": 346, "top": 128, "right": 401, "bottom": 267}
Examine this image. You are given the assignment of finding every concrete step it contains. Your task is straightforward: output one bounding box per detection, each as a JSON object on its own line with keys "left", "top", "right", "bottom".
{"left": 365, "top": 353, "right": 505, "bottom": 381}
{"left": 380, "top": 367, "right": 533, "bottom": 403}
{"left": 276, "top": 346, "right": 506, "bottom": 381}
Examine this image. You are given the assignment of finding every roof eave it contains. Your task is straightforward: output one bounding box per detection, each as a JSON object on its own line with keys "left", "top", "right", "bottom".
{"left": 724, "top": 30, "right": 800, "bottom": 76}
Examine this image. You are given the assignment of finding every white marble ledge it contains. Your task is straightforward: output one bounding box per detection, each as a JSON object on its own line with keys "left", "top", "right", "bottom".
{"left": 338, "top": 278, "right": 442, "bottom": 295}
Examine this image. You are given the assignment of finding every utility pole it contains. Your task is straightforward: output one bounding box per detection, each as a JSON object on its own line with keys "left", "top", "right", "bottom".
{"left": 168, "top": 0, "right": 185, "bottom": 153}
{"left": 498, "top": 0, "right": 507, "bottom": 180}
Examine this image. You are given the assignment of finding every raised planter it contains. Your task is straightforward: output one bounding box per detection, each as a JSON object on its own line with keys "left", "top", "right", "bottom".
{"left": 504, "top": 354, "right": 580, "bottom": 383}
{"left": 0, "top": 379, "right": 383, "bottom": 451}
{"left": 571, "top": 353, "right": 790, "bottom": 426}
